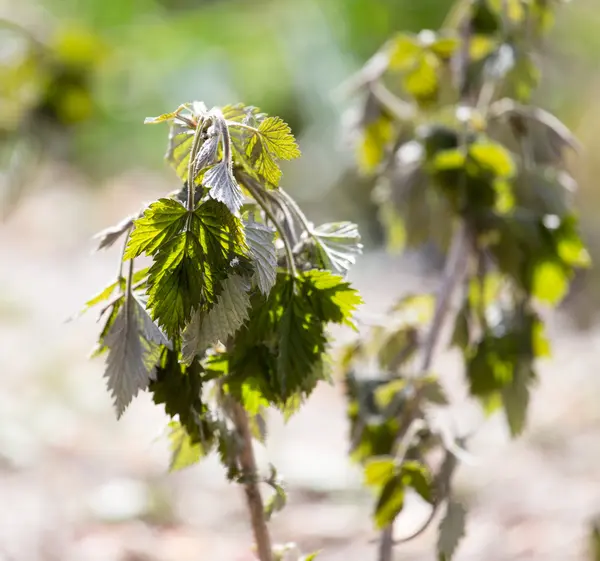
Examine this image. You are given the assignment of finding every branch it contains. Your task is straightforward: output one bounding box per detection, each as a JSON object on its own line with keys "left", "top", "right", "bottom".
{"left": 230, "top": 401, "right": 274, "bottom": 561}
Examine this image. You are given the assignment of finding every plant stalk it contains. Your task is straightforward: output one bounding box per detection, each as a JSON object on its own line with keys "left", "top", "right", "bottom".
{"left": 378, "top": 223, "right": 470, "bottom": 561}
{"left": 231, "top": 401, "right": 274, "bottom": 561}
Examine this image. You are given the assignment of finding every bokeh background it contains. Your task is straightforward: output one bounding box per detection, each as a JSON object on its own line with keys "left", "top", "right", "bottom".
{"left": 1, "top": 0, "right": 600, "bottom": 560}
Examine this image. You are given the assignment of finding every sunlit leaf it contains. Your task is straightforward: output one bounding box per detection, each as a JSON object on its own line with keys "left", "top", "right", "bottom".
{"left": 532, "top": 260, "right": 568, "bottom": 305}
{"left": 374, "top": 474, "right": 405, "bottom": 529}
{"left": 364, "top": 456, "right": 396, "bottom": 488}
{"left": 469, "top": 142, "right": 516, "bottom": 179}
{"left": 312, "top": 221, "right": 363, "bottom": 276}
{"left": 388, "top": 33, "right": 422, "bottom": 71}
{"left": 168, "top": 421, "right": 204, "bottom": 471}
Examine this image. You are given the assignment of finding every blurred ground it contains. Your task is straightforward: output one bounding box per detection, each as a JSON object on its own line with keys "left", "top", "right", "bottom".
{"left": 0, "top": 167, "right": 599, "bottom": 561}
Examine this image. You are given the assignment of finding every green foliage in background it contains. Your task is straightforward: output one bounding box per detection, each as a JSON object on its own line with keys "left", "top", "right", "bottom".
{"left": 80, "top": 101, "right": 362, "bottom": 561}
{"left": 339, "top": 0, "right": 589, "bottom": 559}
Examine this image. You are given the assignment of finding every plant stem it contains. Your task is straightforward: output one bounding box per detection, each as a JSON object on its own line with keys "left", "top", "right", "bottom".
{"left": 186, "top": 118, "right": 205, "bottom": 211}
{"left": 378, "top": 223, "right": 470, "bottom": 561}
{"left": 231, "top": 401, "right": 274, "bottom": 561}
{"left": 241, "top": 173, "right": 298, "bottom": 277}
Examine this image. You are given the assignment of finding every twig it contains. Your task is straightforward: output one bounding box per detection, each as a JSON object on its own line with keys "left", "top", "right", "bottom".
{"left": 231, "top": 400, "right": 274, "bottom": 561}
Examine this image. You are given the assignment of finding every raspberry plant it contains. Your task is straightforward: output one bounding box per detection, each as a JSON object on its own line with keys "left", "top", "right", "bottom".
{"left": 339, "top": 1, "right": 589, "bottom": 560}
{"left": 80, "top": 102, "right": 363, "bottom": 561}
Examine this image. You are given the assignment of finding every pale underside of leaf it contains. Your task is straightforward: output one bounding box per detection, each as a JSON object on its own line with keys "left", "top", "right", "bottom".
{"left": 437, "top": 499, "right": 467, "bottom": 560}
{"left": 194, "top": 134, "right": 219, "bottom": 174}
{"left": 103, "top": 295, "right": 170, "bottom": 418}
{"left": 93, "top": 215, "right": 135, "bottom": 251}
{"left": 203, "top": 161, "right": 245, "bottom": 215}
{"left": 181, "top": 274, "right": 251, "bottom": 364}
{"left": 245, "top": 220, "right": 277, "bottom": 295}
{"left": 312, "top": 221, "right": 363, "bottom": 276}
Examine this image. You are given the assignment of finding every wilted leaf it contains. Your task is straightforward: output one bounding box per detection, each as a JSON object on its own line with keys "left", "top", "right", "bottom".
{"left": 94, "top": 215, "right": 135, "bottom": 251}
{"left": 437, "top": 500, "right": 467, "bottom": 560}
{"left": 194, "top": 134, "right": 219, "bottom": 173}
{"left": 312, "top": 222, "right": 363, "bottom": 276}
{"left": 204, "top": 161, "right": 245, "bottom": 215}
{"left": 103, "top": 294, "right": 169, "bottom": 417}
{"left": 364, "top": 456, "right": 396, "bottom": 487}
{"left": 182, "top": 274, "right": 251, "bottom": 364}
{"left": 245, "top": 219, "right": 277, "bottom": 295}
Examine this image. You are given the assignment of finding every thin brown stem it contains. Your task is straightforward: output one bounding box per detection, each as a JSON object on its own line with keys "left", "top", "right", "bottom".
{"left": 231, "top": 401, "right": 274, "bottom": 561}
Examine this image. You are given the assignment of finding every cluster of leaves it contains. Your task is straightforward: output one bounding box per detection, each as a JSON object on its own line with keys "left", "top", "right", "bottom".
{"left": 0, "top": 19, "right": 105, "bottom": 214}
{"left": 81, "top": 102, "right": 363, "bottom": 516}
{"left": 340, "top": 0, "right": 589, "bottom": 559}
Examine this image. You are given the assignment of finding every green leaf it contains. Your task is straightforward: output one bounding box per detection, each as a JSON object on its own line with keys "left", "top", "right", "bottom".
{"left": 364, "top": 456, "right": 396, "bottom": 488}
{"left": 124, "top": 198, "right": 188, "bottom": 260}
{"left": 146, "top": 230, "right": 207, "bottom": 339}
{"left": 437, "top": 500, "right": 467, "bottom": 560}
{"left": 300, "top": 269, "right": 363, "bottom": 328}
{"left": 168, "top": 421, "right": 204, "bottom": 471}
{"left": 312, "top": 222, "right": 363, "bottom": 276}
{"left": 451, "top": 303, "right": 470, "bottom": 350}
{"left": 532, "top": 260, "right": 568, "bottom": 305}
{"left": 401, "top": 460, "right": 433, "bottom": 503}
{"left": 82, "top": 278, "right": 122, "bottom": 313}
{"left": 103, "top": 294, "right": 169, "bottom": 418}
{"left": 469, "top": 142, "right": 515, "bottom": 179}
{"left": 374, "top": 379, "right": 408, "bottom": 410}
{"left": 245, "top": 219, "right": 277, "bottom": 295}
{"left": 299, "top": 553, "right": 320, "bottom": 561}
{"left": 264, "top": 478, "right": 287, "bottom": 521}
{"left": 374, "top": 474, "right": 405, "bottom": 529}
{"left": 181, "top": 274, "right": 251, "bottom": 364}
{"left": 388, "top": 33, "right": 422, "bottom": 71}
{"left": 377, "top": 327, "right": 419, "bottom": 371}
{"left": 502, "top": 363, "right": 532, "bottom": 437}
{"left": 403, "top": 52, "right": 439, "bottom": 103}
{"left": 418, "top": 375, "right": 449, "bottom": 405}
{"left": 204, "top": 161, "right": 245, "bottom": 215}
{"left": 246, "top": 116, "right": 300, "bottom": 185}
{"left": 150, "top": 350, "right": 213, "bottom": 444}
{"left": 166, "top": 122, "right": 196, "bottom": 181}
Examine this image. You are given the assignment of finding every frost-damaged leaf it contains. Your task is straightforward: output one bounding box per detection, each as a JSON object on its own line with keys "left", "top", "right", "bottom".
{"left": 168, "top": 421, "right": 204, "bottom": 471}
{"left": 124, "top": 198, "right": 187, "bottom": 260}
{"left": 181, "top": 274, "right": 251, "bottom": 364}
{"left": 437, "top": 500, "right": 467, "bottom": 561}
{"left": 194, "top": 134, "right": 219, "bottom": 173}
{"left": 246, "top": 116, "right": 301, "bottom": 185}
{"left": 94, "top": 215, "right": 135, "bottom": 251}
{"left": 103, "top": 294, "right": 170, "bottom": 418}
{"left": 245, "top": 220, "right": 277, "bottom": 295}
{"left": 204, "top": 161, "right": 244, "bottom": 215}
{"left": 312, "top": 222, "right": 363, "bottom": 276}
